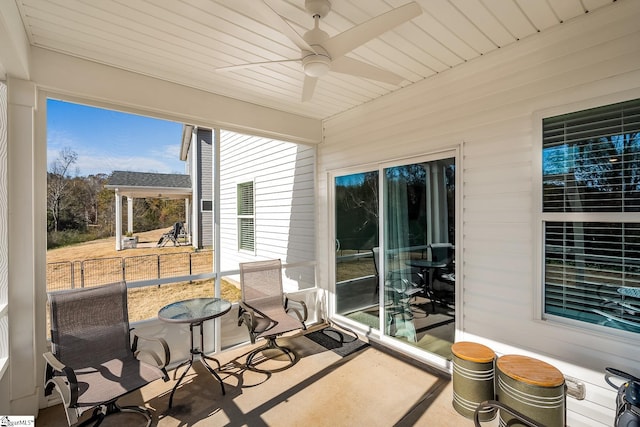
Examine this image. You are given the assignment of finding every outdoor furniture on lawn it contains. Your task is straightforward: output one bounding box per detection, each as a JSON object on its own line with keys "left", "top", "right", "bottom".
{"left": 157, "top": 222, "right": 185, "bottom": 247}
{"left": 238, "top": 259, "right": 308, "bottom": 372}
{"left": 158, "top": 297, "right": 232, "bottom": 408}
{"left": 44, "top": 282, "right": 170, "bottom": 427}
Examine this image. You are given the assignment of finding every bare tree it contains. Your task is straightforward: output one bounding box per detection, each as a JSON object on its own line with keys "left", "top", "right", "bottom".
{"left": 47, "top": 147, "right": 78, "bottom": 232}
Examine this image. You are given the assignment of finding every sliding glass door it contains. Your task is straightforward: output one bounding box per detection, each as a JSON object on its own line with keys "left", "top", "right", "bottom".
{"left": 334, "top": 154, "right": 456, "bottom": 359}
{"left": 335, "top": 170, "right": 380, "bottom": 330}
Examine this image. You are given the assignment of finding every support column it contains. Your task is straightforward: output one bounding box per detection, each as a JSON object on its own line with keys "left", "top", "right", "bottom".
{"left": 213, "top": 128, "right": 221, "bottom": 353}
{"left": 127, "top": 196, "right": 133, "bottom": 234}
{"left": 115, "top": 189, "right": 122, "bottom": 250}
{"left": 184, "top": 197, "right": 191, "bottom": 244}
{"left": 7, "top": 77, "right": 39, "bottom": 416}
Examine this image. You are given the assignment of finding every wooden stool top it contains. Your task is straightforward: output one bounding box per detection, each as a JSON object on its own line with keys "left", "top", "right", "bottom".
{"left": 451, "top": 341, "right": 495, "bottom": 363}
{"left": 497, "top": 355, "right": 564, "bottom": 387}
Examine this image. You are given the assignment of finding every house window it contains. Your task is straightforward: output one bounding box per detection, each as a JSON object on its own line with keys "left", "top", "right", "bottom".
{"left": 237, "top": 181, "right": 255, "bottom": 252}
{"left": 542, "top": 98, "right": 640, "bottom": 334}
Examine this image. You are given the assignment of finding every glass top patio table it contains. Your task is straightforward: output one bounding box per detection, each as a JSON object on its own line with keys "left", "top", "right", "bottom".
{"left": 405, "top": 259, "right": 448, "bottom": 270}
{"left": 405, "top": 259, "right": 450, "bottom": 310}
{"left": 158, "top": 297, "right": 232, "bottom": 408}
{"left": 158, "top": 297, "right": 232, "bottom": 323}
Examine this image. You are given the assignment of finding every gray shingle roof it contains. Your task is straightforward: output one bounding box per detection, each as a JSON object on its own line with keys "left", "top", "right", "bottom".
{"left": 106, "top": 171, "right": 191, "bottom": 189}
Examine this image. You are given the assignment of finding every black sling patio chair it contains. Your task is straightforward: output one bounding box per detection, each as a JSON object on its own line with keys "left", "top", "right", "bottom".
{"left": 44, "top": 282, "right": 170, "bottom": 427}
{"left": 156, "top": 222, "right": 184, "bottom": 247}
{"left": 429, "top": 243, "right": 455, "bottom": 307}
{"left": 238, "top": 259, "right": 308, "bottom": 372}
{"left": 372, "top": 247, "right": 422, "bottom": 309}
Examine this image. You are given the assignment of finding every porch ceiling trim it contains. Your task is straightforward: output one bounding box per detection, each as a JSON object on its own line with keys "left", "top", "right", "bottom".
{"left": 32, "top": 47, "right": 323, "bottom": 145}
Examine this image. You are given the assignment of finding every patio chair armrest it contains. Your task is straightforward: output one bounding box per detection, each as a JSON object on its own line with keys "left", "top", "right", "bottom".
{"left": 43, "top": 351, "right": 78, "bottom": 408}
{"left": 131, "top": 332, "right": 171, "bottom": 370}
{"left": 284, "top": 296, "right": 308, "bottom": 324}
{"left": 238, "top": 302, "right": 259, "bottom": 343}
{"left": 473, "top": 400, "right": 544, "bottom": 427}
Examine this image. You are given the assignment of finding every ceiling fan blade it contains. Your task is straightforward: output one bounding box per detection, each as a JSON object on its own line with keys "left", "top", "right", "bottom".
{"left": 259, "top": 0, "right": 316, "bottom": 53}
{"left": 331, "top": 57, "right": 405, "bottom": 85}
{"left": 302, "top": 75, "right": 318, "bottom": 102}
{"left": 216, "top": 58, "right": 301, "bottom": 72}
{"left": 323, "top": 2, "right": 422, "bottom": 59}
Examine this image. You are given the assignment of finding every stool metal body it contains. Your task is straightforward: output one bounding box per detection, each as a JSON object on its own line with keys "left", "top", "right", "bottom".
{"left": 496, "top": 355, "right": 566, "bottom": 427}
{"left": 452, "top": 342, "right": 497, "bottom": 421}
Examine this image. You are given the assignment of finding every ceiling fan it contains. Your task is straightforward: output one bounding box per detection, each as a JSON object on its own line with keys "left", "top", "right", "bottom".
{"left": 216, "top": 0, "right": 422, "bottom": 102}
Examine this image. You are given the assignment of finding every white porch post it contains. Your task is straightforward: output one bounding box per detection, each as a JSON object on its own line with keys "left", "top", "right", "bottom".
{"left": 191, "top": 128, "right": 199, "bottom": 248}
{"left": 213, "top": 128, "right": 221, "bottom": 352}
{"left": 6, "top": 77, "right": 39, "bottom": 415}
{"left": 184, "top": 197, "right": 191, "bottom": 244}
{"left": 127, "top": 196, "right": 133, "bottom": 234}
{"left": 115, "top": 189, "right": 122, "bottom": 250}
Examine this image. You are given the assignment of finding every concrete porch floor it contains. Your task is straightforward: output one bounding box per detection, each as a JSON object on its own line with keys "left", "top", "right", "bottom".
{"left": 36, "top": 327, "right": 482, "bottom": 426}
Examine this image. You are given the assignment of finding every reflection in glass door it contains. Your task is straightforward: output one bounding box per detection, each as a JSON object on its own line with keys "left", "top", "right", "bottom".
{"left": 335, "top": 171, "right": 380, "bottom": 330}
{"left": 334, "top": 156, "right": 456, "bottom": 359}
{"left": 383, "top": 159, "right": 455, "bottom": 359}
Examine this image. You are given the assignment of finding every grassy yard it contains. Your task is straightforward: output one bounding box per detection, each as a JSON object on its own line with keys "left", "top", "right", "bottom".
{"left": 47, "top": 227, "right": 241, "bottom": 323}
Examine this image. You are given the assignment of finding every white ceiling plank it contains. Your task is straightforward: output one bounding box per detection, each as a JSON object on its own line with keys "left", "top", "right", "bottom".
{"left": 412, "top": 11, "right": 478, "bottom": 60}
{"left": 144, "top": 0, "right": 300, "bottom": 65}
{"left": 582, "top": 0, "right": 615, "bottom": 13}
{"left": 419, "top": 0, "right": 496, "bottom": 54}
{"left": 547, "top": 0, "right": 585, "bottom": 22}
{"left": 481, "top": 0, "right": 538, "bottom": 40}
{"left": 449, "top": 0, "right": 515, "bottom": 47}
{"left": 515, "top": 0, "right": 560, "bottom": 31}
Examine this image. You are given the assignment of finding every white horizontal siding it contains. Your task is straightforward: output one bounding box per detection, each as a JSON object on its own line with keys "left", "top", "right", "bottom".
{"left": 318, "top": 2, "right": 640, "bottom": 425}
{"left": 220, "top": 131, "right": 315, "bottom": 273}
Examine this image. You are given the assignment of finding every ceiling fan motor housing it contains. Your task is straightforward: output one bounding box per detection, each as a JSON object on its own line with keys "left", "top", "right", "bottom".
{"left": 302, "top": 21, "right": 331, "bottom": 77}
{"left": 305, "top": 0, "right": 331, "bottom": 18}
{"left": 302, "top": 46, "right": 330, "bottom": 77}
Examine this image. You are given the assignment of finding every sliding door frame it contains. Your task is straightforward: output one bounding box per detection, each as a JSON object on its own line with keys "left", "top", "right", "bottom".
{"left": 329, "top": 147, "right": 461, "bottom": 370}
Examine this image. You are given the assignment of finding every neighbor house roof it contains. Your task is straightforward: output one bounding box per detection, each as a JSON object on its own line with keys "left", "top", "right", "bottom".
{"left": 105, "top": 171, "right": 191, "bottom": 199}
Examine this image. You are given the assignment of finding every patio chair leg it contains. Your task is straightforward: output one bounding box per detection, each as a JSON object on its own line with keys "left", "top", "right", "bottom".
{"left": 245, "top": 338, "right": 297, "bottom": 372}
{"left": 78, "top": 401, "right": 151, "bottom": 427}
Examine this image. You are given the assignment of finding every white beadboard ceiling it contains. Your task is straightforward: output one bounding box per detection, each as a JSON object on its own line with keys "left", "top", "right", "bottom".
{"left": 14, "top": 0, "right": 616, "bottom": 120}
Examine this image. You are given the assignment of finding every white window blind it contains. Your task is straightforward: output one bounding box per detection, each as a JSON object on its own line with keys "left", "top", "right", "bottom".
{"left": 237, "top": 181, "right": 254, "bottom": 252}
{"left": 542, "top": 98, "right": 640, "bottom": 334}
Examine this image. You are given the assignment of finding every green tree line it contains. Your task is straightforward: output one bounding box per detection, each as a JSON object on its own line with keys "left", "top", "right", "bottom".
{"left": 47, "top": 148, "right": 185, "bottom": 249}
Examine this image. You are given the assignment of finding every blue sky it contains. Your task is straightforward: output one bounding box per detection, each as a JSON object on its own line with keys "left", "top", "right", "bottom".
{"left": 47, "top": 99, "right": 186, "bottom": 177}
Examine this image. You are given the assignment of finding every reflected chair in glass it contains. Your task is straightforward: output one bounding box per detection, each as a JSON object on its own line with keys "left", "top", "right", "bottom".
{"left": 238, "top": 259, "right": 308, "bottom": 371}
{"left": 429, "top": 243, "right": 455, "bottom": 307}
{"left": 44, "top": 282, "right": 170, "bottom": 427}
{"left": 593, "top": 285, "right": 640, "bottom": 332}
{"left": 372, "top": 247, "right": 422, "bottom": 331}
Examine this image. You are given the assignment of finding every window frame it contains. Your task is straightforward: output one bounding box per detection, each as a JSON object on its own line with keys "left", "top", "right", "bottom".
{"left": 237, "top": 180, "right": 255, "bottom": 253}
{"left": 534, "top": 92, "right": 640, "bottom": 340}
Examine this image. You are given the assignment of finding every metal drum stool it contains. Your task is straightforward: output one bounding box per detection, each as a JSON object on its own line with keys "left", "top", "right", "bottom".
{"left": 451, "top": 342, "right": 497, "bottom": 421}
{"left": 496, "top": 354, "right": 566, "bottom": 427}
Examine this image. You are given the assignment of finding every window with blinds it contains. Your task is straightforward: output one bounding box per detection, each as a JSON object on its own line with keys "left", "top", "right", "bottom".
{"left": 542, "top": 98, "right": 640, "bottom": 334}
{"left": 237, "top": 181, "right": 255, "bottom": 252}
